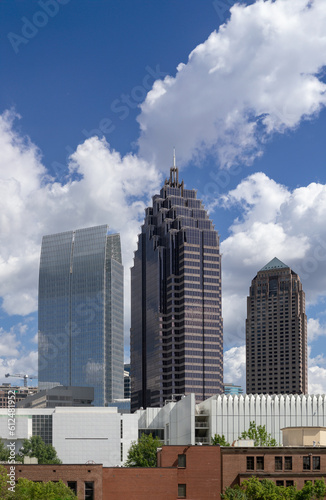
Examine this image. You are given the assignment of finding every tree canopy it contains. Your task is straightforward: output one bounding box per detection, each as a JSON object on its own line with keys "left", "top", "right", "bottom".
{"left": 0, "top": 465, "right": 77, "bottom": 499}
{"left": 0, "top": 439, "right": 10, "bottom": 462}
{"left": 18, "top": 436, "right": 62, "bottom": 465}
{"left": 239, "top": 421, "right": 278, "bottom": 446}
{"left": 124, "top": 433, "right": 162, "bottom": 467}
{"left": 222, "top": 477, "right": 326, "bottom": 500}
{"left": 211, "top": 434, "right": 230, "bottom": 446}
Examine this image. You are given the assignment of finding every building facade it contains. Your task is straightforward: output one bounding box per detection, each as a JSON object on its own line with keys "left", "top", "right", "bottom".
{"left": 130, "top": 162, "right": 223, "bottom": 411}
{"left": 7, "top": 445, "right": 326, "bottom": 500}
{"left": 246, "top": 257, "right": 308, "bottom": 395}
{"left": 38, "top": 225, "right": 124, "bottom": 406}
{"left": 0, "top": 384, "right": 38, "bottom": 408}
{"left": 16, "top": 386, "right": 94, "bottom": 408}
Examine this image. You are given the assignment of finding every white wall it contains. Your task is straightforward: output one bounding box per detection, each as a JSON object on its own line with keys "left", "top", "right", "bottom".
{"left": 202, "top": 394, "right": 326, "bottom": 445}
{"left": 0, "top": 407, "right": 139, "bottom": 466}
{"left": 53, "top": 407, "right": 138, "bottom": 466}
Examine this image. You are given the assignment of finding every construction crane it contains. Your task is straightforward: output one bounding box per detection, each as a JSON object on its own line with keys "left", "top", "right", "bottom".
{"left": 5, "top": 373, "right": 37, "bottom": 387}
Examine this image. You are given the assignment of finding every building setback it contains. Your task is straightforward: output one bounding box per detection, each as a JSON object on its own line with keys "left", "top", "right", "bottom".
{"left": 38, "top": 225, "right": 124, "bottom": 406}
{"left": 246, "top": 257, "right": 308, "bottom": 395}
{"left": 131, "top": 160, "right": 223, "bottom": 411}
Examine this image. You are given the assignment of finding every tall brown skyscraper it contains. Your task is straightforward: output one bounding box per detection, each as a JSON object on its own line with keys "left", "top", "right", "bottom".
{"left": 130, "top": 161, "right": 223, "bottom": 411}
{"left": 246, "top": 257, "right": 308, "bottom": 395}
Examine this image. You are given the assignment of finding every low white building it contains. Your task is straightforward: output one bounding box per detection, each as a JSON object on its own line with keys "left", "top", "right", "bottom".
{"left": 1, "top": 393, "right": 326, "bottom": 465}
{"left": 0, "top": 406, "right": 138, "bottom": 466}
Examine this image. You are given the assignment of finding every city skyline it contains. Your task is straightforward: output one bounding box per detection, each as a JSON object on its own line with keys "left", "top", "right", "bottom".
{"left": 1, "top": 1, "right": 326, "bottom": 393}
{"left": 131, "top": 163, "right": 223, "bottom": 410}
{"left": 38, "top": 225, "right": 124, "bottom": 406}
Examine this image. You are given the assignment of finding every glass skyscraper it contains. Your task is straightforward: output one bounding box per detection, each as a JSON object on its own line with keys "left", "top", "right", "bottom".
{"left": 131, "top": 163, "right": 223, "bottom": 411}
{"left": 38, "top": 225, "right": 124, "bottom": 406}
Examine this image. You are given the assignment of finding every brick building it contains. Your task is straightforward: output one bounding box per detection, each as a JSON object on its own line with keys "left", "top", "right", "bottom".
{"left": 4, "top": 444, "right": 326, "bottom": 499}
{"left": 221, "top": 446, "right": 326, "bottom": 492}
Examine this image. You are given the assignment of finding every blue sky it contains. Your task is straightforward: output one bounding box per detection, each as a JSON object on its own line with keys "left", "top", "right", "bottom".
{"left": 1, "top": 0, "right": 326, "bottom": 392}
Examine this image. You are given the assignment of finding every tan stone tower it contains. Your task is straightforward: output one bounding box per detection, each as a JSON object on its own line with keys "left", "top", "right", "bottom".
{"left": 246, "top": 257, "right": 307, "bottom": 395}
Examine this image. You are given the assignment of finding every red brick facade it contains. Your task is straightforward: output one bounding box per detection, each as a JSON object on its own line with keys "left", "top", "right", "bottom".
{"left": 221, "top": 446, "right": 326, "bottom": 492}
{"left": 3, "top": 445, "right": 326, "bottom": 499}
{"left": 4, "top": 464, "right": 102, "bottom": 500}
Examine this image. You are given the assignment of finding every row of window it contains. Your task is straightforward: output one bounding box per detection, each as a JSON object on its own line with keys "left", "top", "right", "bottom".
{"left": 247, "top": 456, "right": 321, "bottom": 471}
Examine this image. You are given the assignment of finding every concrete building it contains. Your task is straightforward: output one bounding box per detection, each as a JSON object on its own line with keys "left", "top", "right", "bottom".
{"left": 131, "top": 159, "right": 223, "bottom": 411}
{"left": 0, "top": 384, "right": 38, "bottom": 408}
{"left": 246, "top": 257, "right": 308, "bottom": 395}
{"left": 16, "top": 386, "right": 94, "bottom": 408}
{"left": 0, "top": 407, "right": 138, "bottom": 466}
{"left": 38, "top": 225, "right": 124, "bottom": 406}
{"left": 137, "top": 393, "right": 326, "bottom": 446}
{"left": 1, "top": 393, "right": 326, "bottom": 467}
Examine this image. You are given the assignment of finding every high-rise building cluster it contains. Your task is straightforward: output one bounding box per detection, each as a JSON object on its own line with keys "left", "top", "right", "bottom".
{"left": 37, "top": 159, "right": 308, "bottom": 411}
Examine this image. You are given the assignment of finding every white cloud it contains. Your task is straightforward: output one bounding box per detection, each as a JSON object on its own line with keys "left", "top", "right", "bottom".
{"left": 220, "top": 172, "right": 326, "bottom": 348}
{"left": 138, "top": 0, "right": 326, "bottom": 169}
{"left": 223, "top": 345, "right": 246, "bottom": 388}
{"left": 0, "top": 329, "right": 20, "bottom": 357}
{"left": 0, "top": 112, "right": 162, "bottom": 334}
{"left": 308, "top": 318, "right": 326, "bottom": 343}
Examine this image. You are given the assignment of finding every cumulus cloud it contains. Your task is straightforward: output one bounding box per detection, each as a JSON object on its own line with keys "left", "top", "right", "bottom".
{"left": 0, "top": 112, "right": 161, "bottom": 322}
{"left": 219, "top": 171, "right": 326, "bottom": 353}
{"left": 223, "top": 345, "right": 246, "bottom": 388}
{"left": 138, "top": 0, "right": 326, "bottom": 169}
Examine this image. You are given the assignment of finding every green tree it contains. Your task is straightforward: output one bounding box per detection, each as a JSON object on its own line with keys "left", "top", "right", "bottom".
{"left": 14, "top": 478, "right": 77, "bottom": 499}
{"left": 18, "top": 436, "right": 62, "bottom": 465}
{"left": 211, "top": 434, "right": 230, "bottom": 446}
{"left": 0, "top": 465, "right": 77, "bottom": 499}
{"left": 222, "top": 477, "right": 326, "bottom": 500}
{"left": 125, "top": 433, "right": 162, "bottom": 467}
{"left": 296, "top": 479, "right": 326, "bottom": 500}
{"left": 0, "top": 438, "right": 10, "bottom": 462}
{"left": 239, "top": 421, "right": 278, "bottom": 446}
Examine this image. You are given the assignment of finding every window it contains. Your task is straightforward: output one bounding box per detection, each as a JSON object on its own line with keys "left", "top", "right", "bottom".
{"left": 247, "top": 457, "right": 254, "bottom": 471}
{"left": 313, "top": 456, "right": 321, "bottom": 470}
{"left": 85, "top": 481, "right": 94, "bottom": 500}
{"left": 275, "top": 456, "right": 282, "bottom": 471}
{"left": 256, "top": 456, "right": 264, "bottom": 471}
{"left": 67, "top": 482, "right": 77, "bottom": 495}
{"left": 276, "top": 480, "right": 284, "bottom": 487}
{"left": 178, "top": 454, "right": 186, "bottom": 468}
{"left": 284, "top": 456, "right": 292, "bottom": 470}
{"left": 286, "top": 481, "right": 294, "bottom": 487}
{"left": 178, "top": 484, "right": 186, "bottom": 498}
{"left": 303, "top": 456, "right": 311, "bottom": 470}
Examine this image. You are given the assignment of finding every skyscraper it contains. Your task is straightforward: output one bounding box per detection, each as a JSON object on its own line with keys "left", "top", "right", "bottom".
{"left": 130, "top": 161, "right": 223, "bottom": 411}
{"left": 246, "top": 257, "right": 308, "bottom": 395}
{"left": 38, "top": 225, "right": 124, "bottom": 406}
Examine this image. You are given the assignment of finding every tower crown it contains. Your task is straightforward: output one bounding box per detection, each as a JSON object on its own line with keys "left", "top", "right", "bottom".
{"left": 164, "top": 149, "right": 184, "bottom": 189}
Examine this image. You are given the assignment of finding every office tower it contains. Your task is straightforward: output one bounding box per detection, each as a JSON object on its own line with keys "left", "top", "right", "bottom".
{"left": 38, "top": 225, "right": 124, "bottom": 406}
{"left": 246, "top": 257, "right": 308, "bottom": 395}
{"left": 130, "top": 160, "right": 223, "bottom": 411}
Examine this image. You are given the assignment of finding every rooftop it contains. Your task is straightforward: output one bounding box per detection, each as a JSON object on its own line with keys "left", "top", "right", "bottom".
{"left": 259, "top": 257, "right": 289, "bottom": 272}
